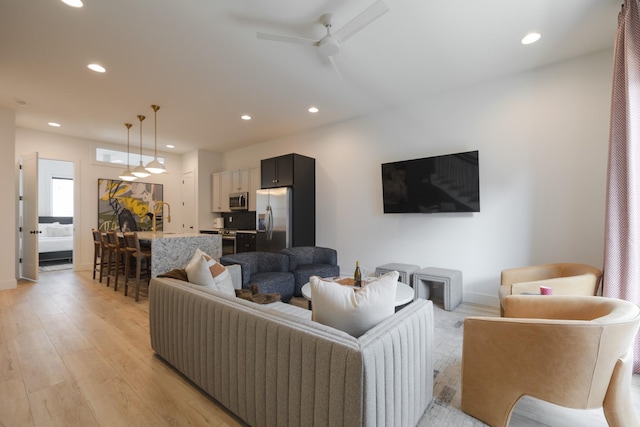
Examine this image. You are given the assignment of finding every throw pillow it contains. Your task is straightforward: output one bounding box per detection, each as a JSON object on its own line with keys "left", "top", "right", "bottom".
{"left": 185, "top": 254, "right": 216, "bottom": 286}
{"left": 185, "top": 248, "right": 235, "bottom": 297}
{"left": 310, "top": 270, "right": 398, "bottom": 337}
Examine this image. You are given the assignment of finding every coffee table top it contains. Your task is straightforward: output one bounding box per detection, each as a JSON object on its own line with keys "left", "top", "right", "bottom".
{"left": 301, "top": 277, "right": 414, "bottom": 307}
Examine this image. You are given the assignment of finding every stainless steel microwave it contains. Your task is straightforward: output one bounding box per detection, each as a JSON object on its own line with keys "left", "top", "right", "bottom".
{"left": 229, "top": 192, "right": 248, "bottom": 211}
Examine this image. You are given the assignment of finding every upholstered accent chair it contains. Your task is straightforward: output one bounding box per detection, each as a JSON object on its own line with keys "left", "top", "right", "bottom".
{"left": 462, "top": 295, "right": 640, "bottom": 427}
{"left": 281, "top": 246, "right": 340, "bottom": 297}
{"left": 220, "top": 252, "right": 295, "bottom": 302}
{"left": 498, "top": 262, "right": 602, "bottom": 316}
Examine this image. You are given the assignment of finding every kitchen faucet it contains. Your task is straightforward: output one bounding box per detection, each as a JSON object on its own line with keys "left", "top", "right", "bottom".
{"left": 152, "top": 201, "right": 171, "bottom": 234}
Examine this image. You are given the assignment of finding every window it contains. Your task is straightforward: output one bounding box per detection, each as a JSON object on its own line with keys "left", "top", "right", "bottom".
{"left": 52, "top": 177, "right": 74, "bottom": 216}
{"left": 96, "top": 147, "right": 164, "bottom": 167}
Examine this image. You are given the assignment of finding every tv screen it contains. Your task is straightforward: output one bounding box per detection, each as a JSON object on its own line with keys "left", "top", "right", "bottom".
{"left": 382, "top": 150, "right": 480, "bottom": 214}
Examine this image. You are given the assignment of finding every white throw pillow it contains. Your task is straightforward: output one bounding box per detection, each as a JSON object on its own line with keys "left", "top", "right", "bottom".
{"left": 185, "top": 248, "right": 235, "bottom": 297}
{"left": 310, "top": 271, "right": 398, "bottom": 337}
{"left": 185, "top": 255, "right": 216, "bottom": 286}
{"left": 213, "top": 268, "right": 235, "bottom": 297}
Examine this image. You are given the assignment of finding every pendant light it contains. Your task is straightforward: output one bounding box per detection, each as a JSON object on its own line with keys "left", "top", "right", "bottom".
{"left": 145, "top": 104, "right": 166, "bottom": 174}
{"left": 131, "top": 114, "right": 150, "bottom": 178}
{"left": 118, "top": 123, "right": 137, "bottom": 182}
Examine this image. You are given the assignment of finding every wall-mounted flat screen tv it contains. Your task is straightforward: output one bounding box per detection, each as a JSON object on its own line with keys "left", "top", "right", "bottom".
{"left": 381, "top": 150, "right": 480, "bottom": 214}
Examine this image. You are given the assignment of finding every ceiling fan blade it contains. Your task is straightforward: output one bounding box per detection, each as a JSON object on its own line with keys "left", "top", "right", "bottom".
{"left": 256, "top": 32, "right": 319, "bottom": 46}
{"left": 335, "top": 0, "right": 389, "bottom": 42}
{"left": 328, "top": 53, "right": 348, "bottom": 79}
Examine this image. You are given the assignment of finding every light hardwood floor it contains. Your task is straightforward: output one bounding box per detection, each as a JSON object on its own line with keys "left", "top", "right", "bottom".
{"left": 2, "top": 269, "right": 640, "bottom": 426}
{"left": 0, "top": 269, "right": 245, "bottom": 427}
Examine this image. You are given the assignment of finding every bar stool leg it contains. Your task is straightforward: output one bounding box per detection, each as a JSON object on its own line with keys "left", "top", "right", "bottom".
{"left": 113, "top": 251, "right": 120, "bottom": 292}
{"left": 106, "top": 247, "right": 113, "bottom": 288}
{"left": 135, "top": 256, "right": 142, "bottom": 302}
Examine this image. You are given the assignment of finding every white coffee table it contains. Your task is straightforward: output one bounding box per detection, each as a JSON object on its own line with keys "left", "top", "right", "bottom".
{"left": 300, "top": 277, "right": 415, "bottom": 309}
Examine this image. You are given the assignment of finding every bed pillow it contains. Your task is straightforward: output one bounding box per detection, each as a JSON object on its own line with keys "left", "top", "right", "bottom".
{"left": 45, "top": 222, "right": 73, "bottom": 237}
{"left": 310, "top": 270, "right": 398, "bottom": 337}
{"left": 185, "top": 248, "right": 235, "bottom": 296}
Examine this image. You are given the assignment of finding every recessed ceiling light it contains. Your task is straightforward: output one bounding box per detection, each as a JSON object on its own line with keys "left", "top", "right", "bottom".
{"left": 308, "top": 107, "right": 319, "bottom": 113}
{"left": 241, "top": 115, "right": 252, "bottom": 120}
{"left": 61, "top": 0, "right": 83, "bottom": 7}
{"left": 48, "top": 122, "right": 61, "bottom": 127}
{"left": 87, "top": 63, "right": 106, "bottom": 73}
{"left": 166, "top": 144, "right": 175, "bottom": 149}
{"left": 521, "top": 32, "right": 541, "bottom": 45}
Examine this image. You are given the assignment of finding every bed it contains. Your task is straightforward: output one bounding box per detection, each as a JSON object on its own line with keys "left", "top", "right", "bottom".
{"left": 38, "top": 216, "right": 73, "bottom": 264}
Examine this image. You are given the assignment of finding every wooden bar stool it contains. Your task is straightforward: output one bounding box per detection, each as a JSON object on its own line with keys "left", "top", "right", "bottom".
{"left": 92, "top": 229, "right": 108, "bottom": 282}
{"left": 106, "top": 231, "right": 125, "bottom": 290}
{"left": 122, "top": 232, "right": 152, "bottom": 302}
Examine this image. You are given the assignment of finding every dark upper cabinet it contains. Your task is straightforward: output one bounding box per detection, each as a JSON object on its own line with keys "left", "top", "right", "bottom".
{"left": 260, "top": 153, "right": 316, "bottom": 246}
{"left": 261, "top": 154, "right": 307, "bottom": 189}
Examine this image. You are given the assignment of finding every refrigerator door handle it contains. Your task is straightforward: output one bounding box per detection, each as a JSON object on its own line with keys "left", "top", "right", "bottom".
{"left": 265, "top": 205, "right": 273, "bottom": 240}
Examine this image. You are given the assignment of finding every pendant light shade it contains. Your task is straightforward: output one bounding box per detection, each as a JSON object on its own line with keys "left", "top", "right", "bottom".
{"left": 132, "top": 114, "right": 150, "bottom": 178}
{"left": 145, "top": 104, "right": 166, "bottom": 174}
{"left": 119, "top": 123, "right": 137, "bottom": 181}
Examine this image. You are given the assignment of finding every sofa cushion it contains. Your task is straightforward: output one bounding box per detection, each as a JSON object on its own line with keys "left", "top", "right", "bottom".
{"left": 292, "top": 263, "right": 340, "bottom": 294}
{"left": 310, "top": 271, "right": 398, "bottom": 337}
{"left": 185, "top": 248, "right": 235, "bottom": 297}
{"left": 250, "top": 271, "right": 295, "bottom": 302}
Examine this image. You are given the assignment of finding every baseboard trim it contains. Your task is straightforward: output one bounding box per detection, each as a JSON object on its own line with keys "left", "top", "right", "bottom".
{"left": 0, "top": 279, "right": 17, "bottom": 290}
{"left": 463, "top": 291, "right": 499, "bottom": 308}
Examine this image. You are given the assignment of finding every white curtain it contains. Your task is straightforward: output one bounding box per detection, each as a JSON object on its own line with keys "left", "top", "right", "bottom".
{"left": 604, "top": 0, "right": 640, "bottom": 373}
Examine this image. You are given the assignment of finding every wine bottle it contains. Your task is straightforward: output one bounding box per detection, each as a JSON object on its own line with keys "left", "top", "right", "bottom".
{"left": 354, "top": 261, "right": 362, "bottom": 288}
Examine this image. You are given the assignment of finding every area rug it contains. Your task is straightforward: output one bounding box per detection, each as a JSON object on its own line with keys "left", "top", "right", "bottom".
{"left": 417, "top": 304, "right": 486, "bottom": 426}
{"left": 39, "top": 262, "right": 73, "bottom": 272}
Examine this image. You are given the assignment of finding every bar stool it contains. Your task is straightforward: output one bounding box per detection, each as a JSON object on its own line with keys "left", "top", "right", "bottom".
{"left": 106, "top": 231, "right": 125, "bottom": 290}
{"left": 122, "top": 232, "right": 152, "bottom": 302}
{"left": 92, "top": 229, "right": 107, "bottom": 282}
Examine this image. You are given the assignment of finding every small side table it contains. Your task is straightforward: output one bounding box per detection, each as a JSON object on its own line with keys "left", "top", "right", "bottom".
{"left": 413, "top": 267, "right": 463, "bottom": 311}
{"left": 375, "top": 263, "right": 421, "bottom": 288}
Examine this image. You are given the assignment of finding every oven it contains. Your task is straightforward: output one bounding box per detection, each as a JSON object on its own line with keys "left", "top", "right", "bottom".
{"left": 221, "top": 230, "right": 237, "bottom": 256}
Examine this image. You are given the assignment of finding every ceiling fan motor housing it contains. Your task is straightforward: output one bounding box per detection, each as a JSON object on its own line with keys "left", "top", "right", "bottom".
{"left": 318, "top": 36, "right": 340, "bottom": 56}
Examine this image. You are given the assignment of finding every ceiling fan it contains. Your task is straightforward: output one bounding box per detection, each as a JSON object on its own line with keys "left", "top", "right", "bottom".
{"left": 256, "top": 0, "right": 389, "bottom": 75}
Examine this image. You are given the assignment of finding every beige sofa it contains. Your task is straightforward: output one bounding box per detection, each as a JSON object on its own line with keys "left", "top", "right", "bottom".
{"left": 149, "top": 271, "right": 434, "bottom": 427}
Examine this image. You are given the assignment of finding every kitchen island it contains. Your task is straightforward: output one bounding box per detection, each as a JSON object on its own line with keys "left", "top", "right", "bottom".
{"left": 135, "top": 232, "right": 222, "bottom": 277}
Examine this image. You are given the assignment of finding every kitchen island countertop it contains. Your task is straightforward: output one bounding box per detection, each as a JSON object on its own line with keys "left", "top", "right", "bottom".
{"left": 135, "top": 232, "right": 221, "bottom": 277}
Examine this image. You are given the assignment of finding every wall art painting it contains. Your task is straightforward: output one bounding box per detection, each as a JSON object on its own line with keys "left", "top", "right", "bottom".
{"left": 97, "top": 179, "right": 164, "bottom": 232}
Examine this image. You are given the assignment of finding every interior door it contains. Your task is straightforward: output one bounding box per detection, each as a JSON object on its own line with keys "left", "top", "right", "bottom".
{"left": 21, "top": 152, "right": 39, "bottom": 281}
{"left": 182, "top": 170, "right": 195, "bottom": 232}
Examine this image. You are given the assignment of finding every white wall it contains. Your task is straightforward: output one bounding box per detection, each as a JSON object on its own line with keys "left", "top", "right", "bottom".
{"left": 10, "top": 49, "right": 613, "bottom": 305}
{"left": 15, "top": 131, "right": 184, "bottom": 272}
{"left": 0, "top": 108, "right": 16, "bottom": 290}
{"left": 223, "top": 49, "right": 613, "bottom": 306}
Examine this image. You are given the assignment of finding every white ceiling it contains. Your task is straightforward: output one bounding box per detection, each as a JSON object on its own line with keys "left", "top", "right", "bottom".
{"left": 0, "top": 0, "right": 621, "bottom": 154}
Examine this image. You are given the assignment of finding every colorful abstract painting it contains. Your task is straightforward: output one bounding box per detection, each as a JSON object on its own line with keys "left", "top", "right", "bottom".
{"left": 97, "top": 179, "right": 164, "bottom": 232}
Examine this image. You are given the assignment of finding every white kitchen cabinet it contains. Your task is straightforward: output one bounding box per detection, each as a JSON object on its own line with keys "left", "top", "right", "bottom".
{"left": 211, "top": 171, "right": 231, "bottom": 212}
{"left": 230, "top": 169, "right": 250, "bottom": 193}
{"left": 212, "top": 168, "right": 258, "bottom": 212}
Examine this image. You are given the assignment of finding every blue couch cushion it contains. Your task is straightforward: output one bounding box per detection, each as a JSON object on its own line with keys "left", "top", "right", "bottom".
{"left": 249, "top": 272, "right": 295, "bottom": 302}
{"left": 292, "top": 264, "right": 341, "bottom": 296}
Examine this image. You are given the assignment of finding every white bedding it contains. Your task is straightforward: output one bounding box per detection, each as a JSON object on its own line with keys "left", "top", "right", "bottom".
{"left": 39, "top": 236, "right": 73, "bottom": 253}
{"left": 38, "top": 222, "right": 73, "bottom": 253}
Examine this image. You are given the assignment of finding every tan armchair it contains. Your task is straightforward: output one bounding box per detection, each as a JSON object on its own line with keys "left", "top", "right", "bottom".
{"left": 462, "top": 295, "right": 640, "bottom": 427}
{"left": 499, "top": 263, "right": 602, "bottom": 316}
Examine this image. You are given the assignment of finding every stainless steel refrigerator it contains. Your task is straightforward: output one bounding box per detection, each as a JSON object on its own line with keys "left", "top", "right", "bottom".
{"left": 256, "top": 187, "right": 291, "bottom": 253}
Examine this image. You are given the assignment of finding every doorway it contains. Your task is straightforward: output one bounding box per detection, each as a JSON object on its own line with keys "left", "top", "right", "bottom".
{"left": 20, "top": 154, "right": 75, "bottom": 280}
{"left": 38, "top": 159, "right": 74, "bottom": 272}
